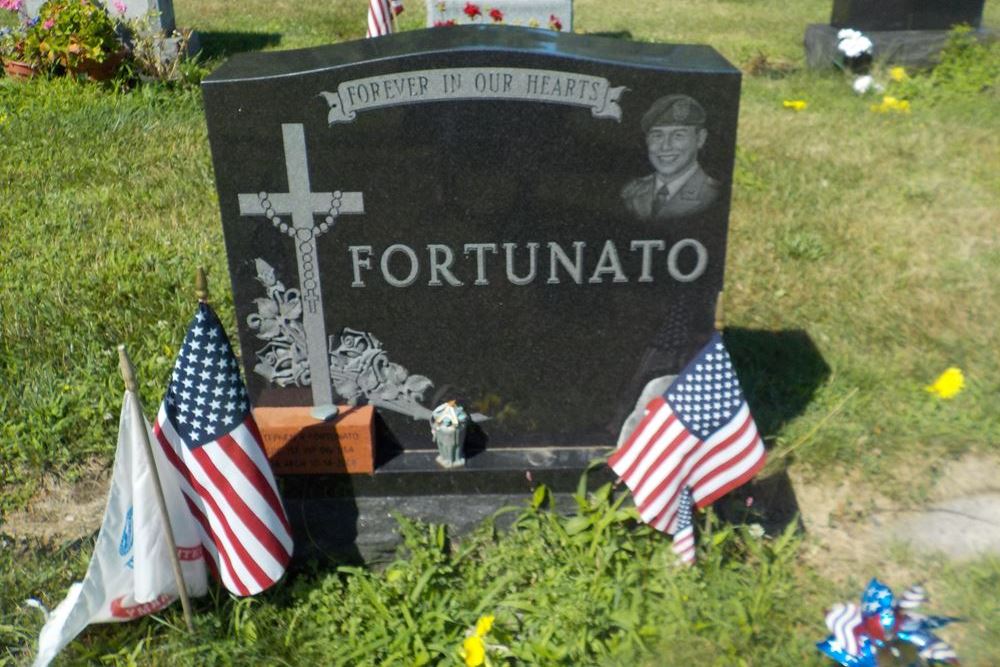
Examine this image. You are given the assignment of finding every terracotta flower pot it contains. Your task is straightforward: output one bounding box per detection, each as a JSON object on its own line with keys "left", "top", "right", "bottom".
{"left": 68, "top": 50, "right": 126, "bottom": 81}
{"left": 3, "top": 60, "right": 39, "bottom": 80}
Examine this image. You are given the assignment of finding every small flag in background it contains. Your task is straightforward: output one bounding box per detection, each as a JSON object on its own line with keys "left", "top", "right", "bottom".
{"left": 153, "top": 303, "right": 293, "bottom": 596}
{"left": 608, "top": 332, "right": 766, "bottom": 550}
{"left": 366, "top": 0, "right": 402, "bottom": 37}
{"left": 671, "top": 486, "right": 696, "bottom": 565}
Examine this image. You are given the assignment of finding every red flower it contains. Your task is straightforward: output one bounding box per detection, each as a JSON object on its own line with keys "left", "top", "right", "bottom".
{"left": 463, "top": 2, "right": 481, "bottom": 18}
{"left": 489, "top": 8, "right": 503, "bottom": 22}
{"left": 433, "top": 19, "right": 458, "bottom": 27}
{"left": 548, "top": 14, "right": 562, "bottom": 30}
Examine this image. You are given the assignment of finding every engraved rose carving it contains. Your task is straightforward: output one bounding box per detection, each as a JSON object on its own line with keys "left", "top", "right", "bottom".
{"left": 329, "top": 329, "right": 433, "bottom": 419}
{"left": 247, "top": 258, "right": 310, "bottom": 387}
{"left": 248, "top": 261, "right": 449, "bottom": 422}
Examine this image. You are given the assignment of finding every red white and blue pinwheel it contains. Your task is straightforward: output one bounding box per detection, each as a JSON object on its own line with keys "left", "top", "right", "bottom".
{"left": 817, "top": 578, "right": 960, "bottom": 666}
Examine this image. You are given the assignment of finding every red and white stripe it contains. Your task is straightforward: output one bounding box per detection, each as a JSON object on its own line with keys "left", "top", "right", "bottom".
{"left": 366, "top": 0, "right": 396, "bottom": 37}
{"left": 154, "top": 406, "right": 292, "bottom": 596}
{"left": 899, "top": 584, "right": 927, "bottom": 610}
{"left": 671, "top": 525, "right": 695, "bottom": 565}
{"left": 608, "top": 400, "right": 765, "bottom": 535}
{"left": 824, "top": 602, "right": 862, "bottom": 656}
{"left": 920, "top": 641, "right": 958, "bottom": 663}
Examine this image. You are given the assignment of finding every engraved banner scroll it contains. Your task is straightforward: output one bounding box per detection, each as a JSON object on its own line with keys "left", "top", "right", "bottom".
{"left": 321, "top": 67, "right": 626, "bottom": 124}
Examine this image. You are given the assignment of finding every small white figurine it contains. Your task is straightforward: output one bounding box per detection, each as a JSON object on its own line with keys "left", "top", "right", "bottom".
{"left": 431, "top": 400, "right": 469, "bottom": 468}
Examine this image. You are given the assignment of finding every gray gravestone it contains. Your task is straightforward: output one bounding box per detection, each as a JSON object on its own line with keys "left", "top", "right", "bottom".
{"left": 202, "top": 27, "right": 740, "bottom": 560}
{"left": 22, "top": 0, "right": 175, "bottom": 33}
{"left": 426, "top": 0, "right": 572, "bottom": 31}
{"left": 806, "top": 0, "right": 991, "bottom": 68}
{"left": 831, "top": 0, "right": 985, "bottom": 31}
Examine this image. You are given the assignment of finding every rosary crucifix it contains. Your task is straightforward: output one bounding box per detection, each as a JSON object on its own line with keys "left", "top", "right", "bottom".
{"left": 237, "top": 123, "right": 364, "bottom": 413}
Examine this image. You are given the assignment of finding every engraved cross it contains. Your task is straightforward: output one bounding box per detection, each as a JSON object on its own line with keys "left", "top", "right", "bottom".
{"left": 237, "top": 123, "right": 364, "bottom": 408}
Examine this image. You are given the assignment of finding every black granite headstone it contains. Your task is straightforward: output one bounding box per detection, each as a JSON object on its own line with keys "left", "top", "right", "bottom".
{"left": 806, "top": 0, "right": 991, "bottom": 69}
{"left": 831, "top": 0, "right": 985, "bottom": 31}
{"left": 203, "top": 28, "right": 740, "bottom": 550}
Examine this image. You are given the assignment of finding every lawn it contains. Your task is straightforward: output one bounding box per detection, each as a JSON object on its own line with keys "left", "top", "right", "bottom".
{"left": 1, "top": 0, "right": 999, "bottom": 664}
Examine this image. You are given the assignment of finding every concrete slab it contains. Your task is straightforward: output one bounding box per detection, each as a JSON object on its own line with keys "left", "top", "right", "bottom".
{"left": 885, "top": 493, "right": 1000, "bottom": 560}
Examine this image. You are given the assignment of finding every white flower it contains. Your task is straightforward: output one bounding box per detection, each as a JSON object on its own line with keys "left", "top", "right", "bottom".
{"left": 851, "top": 75, "right": 884, "bottom": 95}
{"left": 837, "top": 29, "right": 873, "bottom": 58}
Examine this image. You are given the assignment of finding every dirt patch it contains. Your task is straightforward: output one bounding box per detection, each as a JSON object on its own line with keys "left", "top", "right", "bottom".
{"left": 790, "top": 454, "right": 1000, "bottom": 585}
{"left": 1, "top": 459, "right": 111, "bottom": 543}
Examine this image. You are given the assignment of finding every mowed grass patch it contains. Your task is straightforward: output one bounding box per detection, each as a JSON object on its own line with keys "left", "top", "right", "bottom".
{"left": 727, "top": 58, "right": 999, "bottom": 486}
{"left": 0, "top": 80, "right": 229, "bottom": 510}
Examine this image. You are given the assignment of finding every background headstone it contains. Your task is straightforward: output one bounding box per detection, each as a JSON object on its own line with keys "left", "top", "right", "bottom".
{"left": 203, "top": 27, "right": 741, "bottom": 559}
{"left": 831, "top": 0, "right": 985, "bottom": 31}
{"left": 425, "top": 0, "right": 572, "bottom": 30}
{"left": 805, "top": 0, "right": 992, "bottom": 68}
{"left": 22, "top": 0, "right": 175, "bottom": 34}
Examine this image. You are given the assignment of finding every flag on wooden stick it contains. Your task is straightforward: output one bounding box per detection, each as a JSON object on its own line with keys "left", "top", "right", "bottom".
{"left": 608, "top": 332, "right": 766, "bottom": 555}
{"left": 153, "top": 302, "right": 293, "bottom": 596}
{"left": 366, "top": 0, "right": 403, "bottom": 37}
{"left": 32, "top": 388, "right": 208, "bottom": 666}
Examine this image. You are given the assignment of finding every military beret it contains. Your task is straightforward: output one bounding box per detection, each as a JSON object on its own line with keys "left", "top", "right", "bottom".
{"left": 640, "top": 94, "right": 707, "bottom": 133}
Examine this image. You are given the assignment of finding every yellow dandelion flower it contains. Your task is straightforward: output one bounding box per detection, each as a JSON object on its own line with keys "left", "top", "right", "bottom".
{"left": 926, "top": 367, "right": 964, "bottom": 399}
{"left": 871, "top": 95, "right": 911, "bottom": 113}
{"left": 527, "top": 18, "right": 539, "bottom": 28}
{"left": 782, "top": 100, "right": 807, "bottom": 111}
{"left": 462, "top": 635, "right": 486, "bottom": 667}
{"left": 475, "top": 614, "right": 494, "bottom": 637}
{"left": 889, "top": 66, "right": 908, "bottom": 82}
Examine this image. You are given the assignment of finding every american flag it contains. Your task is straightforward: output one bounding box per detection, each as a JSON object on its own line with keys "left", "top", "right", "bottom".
{"left": 671, "top": 486, "right": 696, "bottom": 565}
{"left": 824, "top": 602, "right": 862, "bottom": 656}
{"left": 366, "top": 0, "right": 403, "bottom": 37}
{"left": 153, "top": 303, "right": 293, "bottom": 596}
{"left": 609, "top": 332, "right": 766, "bottom": 536}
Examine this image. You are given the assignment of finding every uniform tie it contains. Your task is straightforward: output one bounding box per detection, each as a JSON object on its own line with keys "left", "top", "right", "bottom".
{"left": 652, "top": 184, "right": 671, "bottom": 217}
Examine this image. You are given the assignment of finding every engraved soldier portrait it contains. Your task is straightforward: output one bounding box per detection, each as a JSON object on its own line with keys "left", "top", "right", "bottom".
{"left": 621, "top": 94, "right": 721, "bottom": 221}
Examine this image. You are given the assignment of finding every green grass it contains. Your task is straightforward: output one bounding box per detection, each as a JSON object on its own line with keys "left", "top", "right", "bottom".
{"left": 2, "top": 0, "right": 999, "bottom": 664}
{"left": 2, "top": 485, "right": 829, "bottom": 666}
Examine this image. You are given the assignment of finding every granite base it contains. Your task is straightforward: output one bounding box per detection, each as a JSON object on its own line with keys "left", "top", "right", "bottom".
{"left": 280, "top": 446, "right": 614, "bottom": 564}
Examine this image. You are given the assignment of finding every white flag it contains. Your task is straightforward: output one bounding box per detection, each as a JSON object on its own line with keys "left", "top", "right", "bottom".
{"left": 33, "top": 391, "right": 208, "bottom": 667}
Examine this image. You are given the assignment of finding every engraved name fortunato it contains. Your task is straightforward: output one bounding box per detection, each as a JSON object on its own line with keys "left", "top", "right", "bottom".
{"left": 347, "top": 239, "right": 708, "bottom": 288}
